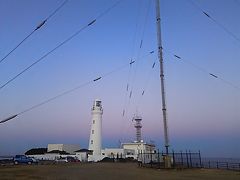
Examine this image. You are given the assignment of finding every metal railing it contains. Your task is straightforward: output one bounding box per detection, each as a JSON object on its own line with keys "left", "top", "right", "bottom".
{"left": 138, "top": 150, "right": 240, "bottom": 171}
{"left": 202, "top": 161, "right": 240, "bottom": 171}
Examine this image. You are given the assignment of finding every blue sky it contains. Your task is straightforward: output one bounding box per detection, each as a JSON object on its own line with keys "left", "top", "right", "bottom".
{"left": 0, "top": 0, "right": 239, "bottom": 158}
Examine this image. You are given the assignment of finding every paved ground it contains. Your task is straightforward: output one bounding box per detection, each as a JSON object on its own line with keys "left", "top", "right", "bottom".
{"left": 0, "top": 162, "right": 239, "bottom": 180}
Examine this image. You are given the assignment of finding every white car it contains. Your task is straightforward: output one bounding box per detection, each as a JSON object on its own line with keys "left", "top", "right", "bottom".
{"left": 55, "top": 157, "right": 68, "bottom": 163}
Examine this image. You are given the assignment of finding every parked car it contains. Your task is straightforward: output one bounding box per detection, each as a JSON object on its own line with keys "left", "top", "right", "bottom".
{"left": 14, "top": 155, "right": 35, "bottom": 165}
{"left": 55, "top": 156, "right": 80, "bottom": 163}
{"left": 66, "top": 156, "right": 80, "bottom": 162}
{"left": 55, "top": 157, "right": 68, "bottom": 163}
{"left": 29, "top": 157, "right": 39, "bottom": 163}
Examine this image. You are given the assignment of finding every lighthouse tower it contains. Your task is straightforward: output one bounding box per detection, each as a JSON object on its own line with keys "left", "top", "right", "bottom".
{"left": 88, "top": 99, "right": 103, "bottom": 161}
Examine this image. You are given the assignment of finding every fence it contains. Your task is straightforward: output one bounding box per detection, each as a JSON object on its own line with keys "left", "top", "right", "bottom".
{"left": 138, "top": 150, "right": 240, "bottom": 171}
{"left": 0, "top": 156, "right": 14, "bottom": 165}
{"left": 201, "top": 161, "right": 240, "bottom": 171}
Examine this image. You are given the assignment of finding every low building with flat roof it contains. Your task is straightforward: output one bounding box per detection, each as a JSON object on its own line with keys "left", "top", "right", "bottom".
{"left": 121, "top": 141, "right": 156, "bottom": 160}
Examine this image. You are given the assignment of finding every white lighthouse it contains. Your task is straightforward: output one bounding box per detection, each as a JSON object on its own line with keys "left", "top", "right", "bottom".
{"left": 88, "top": 99, "right": 103, "bottom": 161}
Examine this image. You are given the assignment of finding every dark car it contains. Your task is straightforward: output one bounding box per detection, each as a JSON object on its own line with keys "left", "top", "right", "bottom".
{"left": 67, "top": 156, "right": 80, "bottom": 162}
{"left": 14, "top": 155, "right": 35, "bottom": 165}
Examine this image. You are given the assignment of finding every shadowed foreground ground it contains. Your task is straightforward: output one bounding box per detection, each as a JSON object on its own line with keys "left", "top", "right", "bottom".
{"left": 0, "top": 162, "right": 239, "bottom": 180}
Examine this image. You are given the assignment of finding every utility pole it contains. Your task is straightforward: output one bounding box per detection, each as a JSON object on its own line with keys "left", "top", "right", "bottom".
{"left": 155, "top": 0, "right": 170, "bottom": 155}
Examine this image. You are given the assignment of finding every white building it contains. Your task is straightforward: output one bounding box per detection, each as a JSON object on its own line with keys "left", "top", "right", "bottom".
{"left": 88, "top": 99, "right": 104, "bottom": 162}
{"left": 47, "top": 144, "right": 80, "bottom": 154}
{"left": 102, "top": 148, "right": 135, "bottom": 159}
{"left": 121, "top": 141, "right": 156, "bottom": 161}
{"left": 75, "top": 149, "right": 92, "bottom": 162}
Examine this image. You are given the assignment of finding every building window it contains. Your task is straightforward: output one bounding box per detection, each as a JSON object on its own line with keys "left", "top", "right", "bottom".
{"left": 92, "top": 130, "right": 94, "bottom": 134}
{"left": 93, "top": 120, "right": 95, "bottom": 124}
{"left": 91, "top": 140, "right": 93, "bottom": 144}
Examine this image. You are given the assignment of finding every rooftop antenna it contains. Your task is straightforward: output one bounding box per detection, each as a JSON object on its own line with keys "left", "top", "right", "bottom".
{"left": 155, "top": 0, "right": 170, "bottom": 154}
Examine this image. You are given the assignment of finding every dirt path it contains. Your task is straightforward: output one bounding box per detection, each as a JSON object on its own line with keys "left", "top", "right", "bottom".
{"left": 0, "top": 162, "right": 239, "bottom": 180}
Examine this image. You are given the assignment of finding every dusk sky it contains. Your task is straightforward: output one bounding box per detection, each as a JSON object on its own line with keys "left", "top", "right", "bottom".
{"left": 0, "top": 0, "right": 239, "bottom": 158}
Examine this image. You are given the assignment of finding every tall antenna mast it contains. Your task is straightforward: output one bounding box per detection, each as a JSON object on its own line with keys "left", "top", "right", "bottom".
{"left": 155, "top": 0, "right": 170, "bottom": 154}
{"left": 133, "top": 115, "right": 142, "bottom": 142}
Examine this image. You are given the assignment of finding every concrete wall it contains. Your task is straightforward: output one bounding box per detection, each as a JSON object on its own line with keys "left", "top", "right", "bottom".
{"left": 28, "top": 154, "right": 80, "bottom": 161}
{"left": 88, "top": 154, "right": 105, "bottom": 162}
{"left": 47, "top": 144, "right": 63, "bottom": 152}
{"left": 28, "top": 154, "right": 60, "bottom": 161}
